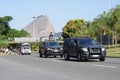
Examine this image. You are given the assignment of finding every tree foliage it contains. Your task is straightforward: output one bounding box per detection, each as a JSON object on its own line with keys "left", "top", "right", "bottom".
{"left": 0, "top": 16, "right": 30, "bottom": 47}
{"left": 0, "top": 16, "right": 13, "bottom": 35}
{"left": 62, "top": 5, "right": 120, "bottom": 39}
{"left": 6, "top": 29, "right": 30, "bottom": 41}
{"left": 107, "top": 5, "right": 120, "bottom": 36}
{"left": 62, "top": 19, "right": 85, "bottom": 38}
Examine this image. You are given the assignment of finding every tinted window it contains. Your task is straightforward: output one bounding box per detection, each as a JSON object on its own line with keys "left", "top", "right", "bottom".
{"left": 41, "top": 43, "right": 45, "bottom": 47}
{"left": 21, "top": 45, "right": 30, "bottom": 49}
{"left": 69, "top": 40, "right": 74, "bottom": 46}
{"left": 78, "top": 39, "right": 99, "bottom": 45}
{"left": 64, "top": 39, "right": 70, "bottom": 47}
{"left": 47, "top": 42, "right": 60, "bottom": 46}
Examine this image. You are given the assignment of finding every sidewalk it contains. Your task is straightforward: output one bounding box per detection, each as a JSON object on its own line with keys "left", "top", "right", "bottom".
{"left": 0, "top": 52, "right": 15, "bottom": 56}
{"left": 0, "top": 52, "right": 6, "bottom": 56}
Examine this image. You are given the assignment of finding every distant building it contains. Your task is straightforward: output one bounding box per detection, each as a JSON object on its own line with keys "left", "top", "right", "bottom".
{"left": 14, "top": 37, "right": 40, "bottom": 42}
{"left": 14, "top": 32, "right": 63, "bottom": 43}
{"left": 24, "top": 15, "right": 55, "bottom": 37}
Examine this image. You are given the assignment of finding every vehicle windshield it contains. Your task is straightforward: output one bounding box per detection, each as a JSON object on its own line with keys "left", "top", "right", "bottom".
{"left": 78, "top": 39, "right": 99, "bottom": 45}
{"left": 21, "top": 45, "right": 30, "bottom": 49}
{"left": 47, "top": 42, "right": 60, "bottom": 46}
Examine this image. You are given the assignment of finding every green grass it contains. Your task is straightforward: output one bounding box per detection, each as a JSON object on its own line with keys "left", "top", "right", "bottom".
{"left": 106, "top": 47, "right": 120, "bottom": 58}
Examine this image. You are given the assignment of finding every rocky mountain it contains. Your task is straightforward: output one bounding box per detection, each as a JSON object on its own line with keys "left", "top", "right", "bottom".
{"left": 24, "top": 15, "right": 55, "bottom": 37}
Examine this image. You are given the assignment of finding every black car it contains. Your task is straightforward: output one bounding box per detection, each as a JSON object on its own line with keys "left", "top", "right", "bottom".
{"left": 63, "top": 37, "right": 106, "bottom": 61}
{"left": 39, "top": 41, "right": 63, "bottom": 58}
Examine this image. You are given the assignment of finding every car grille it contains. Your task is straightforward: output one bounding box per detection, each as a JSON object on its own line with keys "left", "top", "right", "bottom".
{"left": 89, "top": 48, "right": 101, "bottom": 53}
{"left": 52, "top": 48, "right": 60, "bottom": 50}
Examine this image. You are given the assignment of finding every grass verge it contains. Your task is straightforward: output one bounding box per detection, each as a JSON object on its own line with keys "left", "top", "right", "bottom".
{"left": 106, "top": 47, "right": 120, "bottom": 58}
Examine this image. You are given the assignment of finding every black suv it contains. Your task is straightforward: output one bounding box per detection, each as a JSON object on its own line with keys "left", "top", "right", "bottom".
{"left": 63, "top": 37, "right": 106, "bottom": 61}
{"left": 39, "top": 41, "right": 63, "bottom": 58}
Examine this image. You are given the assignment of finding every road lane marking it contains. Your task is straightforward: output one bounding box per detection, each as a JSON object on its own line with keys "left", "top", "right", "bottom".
{"left": 92, "top": 64, "right": 118, "bottom": 69}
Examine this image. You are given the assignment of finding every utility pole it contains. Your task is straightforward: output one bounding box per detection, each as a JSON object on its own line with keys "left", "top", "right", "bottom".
{"left": 32, "top": 17, "right": 35, "bottom": 37}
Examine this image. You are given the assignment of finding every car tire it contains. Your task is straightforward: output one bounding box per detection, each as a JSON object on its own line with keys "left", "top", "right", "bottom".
{"left": 28, "top": 53, "right": 31, "bottom": 55}
{"left": 77, "top": 53, "right": 81, "bottom": 61}
{"left": 64, "top": 52, "right": 70, "bottom": 60}
{"left": 60, "top": 54, "right": 63, "bottom": 58}
{"left": 21, "top": 53, "right": 24, "bottom": 55}
{"left": 54, "top": 55, "right": 56, "bottom": 58}
{"left": 44, "top": 53, "right": 48, "bottom": 58}
{"left": 99, "top": 57, "right": 105, "bottom": 61}
{"left": 39, "top": 53, "right": 42, "bottom": 57}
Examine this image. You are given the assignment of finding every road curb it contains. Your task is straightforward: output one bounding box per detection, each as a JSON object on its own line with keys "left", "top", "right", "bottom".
{"left": 0, "top": 52, "right": 15, "bottom": 56}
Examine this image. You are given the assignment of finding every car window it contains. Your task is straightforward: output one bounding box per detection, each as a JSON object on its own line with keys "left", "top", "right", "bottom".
{"left": 78, "top": 39, "right": 99, "bottom": 45}
{"left": 41, "top": 43, "right": 45, "bottom": 47}
{"left": 47, "top": 42, "right": 60, "bottom": 46}
{"left": 69, "top": 40, "right": 74, "bottom": 46}
{"left": 21, "top": 45, "right": 30, "bottom": 49}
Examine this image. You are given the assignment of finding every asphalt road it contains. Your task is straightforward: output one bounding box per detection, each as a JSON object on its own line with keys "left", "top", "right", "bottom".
{"left": 0, "top": 53, "right": 120, "bottom": 80}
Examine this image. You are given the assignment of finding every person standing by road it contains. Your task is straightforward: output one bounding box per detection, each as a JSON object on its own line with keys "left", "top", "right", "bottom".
{"left": 49, "top": 32, "right": 53, "bottom": 40}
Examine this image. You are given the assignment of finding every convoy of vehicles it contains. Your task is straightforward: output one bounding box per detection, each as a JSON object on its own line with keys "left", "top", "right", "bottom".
{"left": 13, "top": 36, "right": 106, "bottom": 62}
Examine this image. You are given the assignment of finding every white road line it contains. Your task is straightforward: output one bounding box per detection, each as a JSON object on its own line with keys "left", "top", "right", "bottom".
{"left": 92, "top": 64, "right": 118, "bottom": 69}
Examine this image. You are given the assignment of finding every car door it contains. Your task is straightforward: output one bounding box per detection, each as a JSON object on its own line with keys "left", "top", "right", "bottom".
{"left": 70, "top": 39, "right": 78, "bottom": 56}
{"left": 72, "top": 39, "right": 78, "bottom": 56}
{"left": 40, "top": 42, "right": 45, "bottom": 54}
{"left": 69, "top": 39, "right": 75, "bottom": 56}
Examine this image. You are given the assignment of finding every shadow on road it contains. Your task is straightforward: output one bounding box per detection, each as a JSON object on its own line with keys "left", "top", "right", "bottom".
{"left": 56, "top": 58, "right": 100, "bottom": 63}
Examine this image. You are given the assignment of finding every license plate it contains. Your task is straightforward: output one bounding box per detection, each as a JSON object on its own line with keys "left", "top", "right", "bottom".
{"left": 92, "top": 55, "right": 99, "bottom": 57}
{"left": 54, "top": 49, "right": 58, "bottom": 52}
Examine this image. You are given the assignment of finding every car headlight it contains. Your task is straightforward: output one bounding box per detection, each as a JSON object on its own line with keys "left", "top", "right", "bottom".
{"left": 47, "top": 48, "right": 51, "bottom": 50}
{"left": 82, "top": 48, "right": 88, "bottom": 51}
{"left": 60, "top": 48, "right": 63, "bottom": 50}
{"left": 29, "top": 50, "right": 31, "bottom": 53}
{"left": 21, "top": 50, "right": 25, "bottom": 53}
{"left": 102, "top": 48, "right": 105, "bottom": 51}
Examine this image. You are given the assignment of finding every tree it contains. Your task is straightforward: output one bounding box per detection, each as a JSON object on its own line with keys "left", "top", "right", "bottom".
{"left": 107, "top": 5, "right": 120, "bottom": 36}
{"left": 18, "top": 29, "right": 30, "bottom": 37}
{"left": 7, "top": 29, "right": 30, "bottom": 41}
{"left": 0, "top": 40, "right": 8, "bottom": 48}
{"left": 0, "top": 18, "right": 6, "bottom": 34}
{"left": 88, "top": 11, "right": 115, "bottom": 39}
{"left": 62, "top": 19, "right": 85, "bottom": 38}
{"left": 0, "top": 16, "right": 13, "bottom": 35}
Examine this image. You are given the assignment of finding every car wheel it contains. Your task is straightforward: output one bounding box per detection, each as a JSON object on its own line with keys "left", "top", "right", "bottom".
{"left": 21, "top": 53, "right": 24, "bottom": 55}
{"left": 54, "top": 55, "right": 56, "bottom": 58}
{"left": 64, "top": 52, "right": 70, "bottom": 60}
{"left": 39, "top": 53, "right": 42, "bottom": 57}
{"left": 60, "top": 54, "right": 63, "bottom": 58}
{"left": 84, "top": 58, "right": 88, "bottom": 61}
{"left": 99, "top": 57, "right": 105, "bottom": 61}
{"left": 77, "top": 53, "right": 81, "bottom": 61}
{"left": 44, "top": 53, "right": 48, "bottom": 58}
{"left": 28, "top": 53, "right": 31, "bottom": 55}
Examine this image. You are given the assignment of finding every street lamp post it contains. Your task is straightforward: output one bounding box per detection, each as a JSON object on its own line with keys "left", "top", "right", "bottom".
{"left": 32, "top": 17, "right": 35, "bottom": 37}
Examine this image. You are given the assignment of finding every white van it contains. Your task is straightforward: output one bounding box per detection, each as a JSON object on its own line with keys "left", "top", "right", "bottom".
{"left": 20, "top": 43, "right": 31, "bottom": 55}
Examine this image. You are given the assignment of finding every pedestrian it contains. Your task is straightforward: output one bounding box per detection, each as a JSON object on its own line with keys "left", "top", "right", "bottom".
{"left": 5, "top": 48, "right": 9, "bottom": 53}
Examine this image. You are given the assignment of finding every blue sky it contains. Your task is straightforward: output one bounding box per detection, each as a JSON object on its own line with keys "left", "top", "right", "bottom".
{"left": 0, "top": 0, "right": 120, "bottom": 32}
